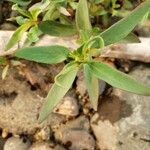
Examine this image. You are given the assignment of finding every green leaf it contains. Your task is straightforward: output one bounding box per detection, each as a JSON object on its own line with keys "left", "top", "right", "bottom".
{"left": 43, "top": 1, "right": 57, "bottom": 21}
{"left": 27, "top": 25, "right": 42, "bottom": 42}
{"left": 12, "top": 4, "right": 32, "bottom": 18}
{"left": 84, "top": 64, "right": 99, "bottom": 110}
{"left": 119, "top": 33, "right": 140, "bottom": 43}
{"left": 6, "top": 22, "right": 33, "bottom": 50}
{"left": 39, "top": 21, "right": 77, "bottom": 37}
{"left": 88, "top": 61, "right": 150, "bottom": 95}
{"left": 38, "top": 62, "right": 79, "bottom": 122}
{"left": 29, "top": 0, "right": 50, "bottom": 20}
{"left": 100, "top": 0, "right": 150, "bottom": 45}
{"left": 15, "top": 45, "right": 70, "bottom": 64}
{"left": 76, "top": 0, "right": 92, "bottom": 31}
{"left": 7, "top": 0, "right": 31, "bottom": 6}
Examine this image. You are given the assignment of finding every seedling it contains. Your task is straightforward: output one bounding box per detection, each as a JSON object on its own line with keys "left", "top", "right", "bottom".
{"left": 12, "top": 0, "right": 150, "bottom": 122}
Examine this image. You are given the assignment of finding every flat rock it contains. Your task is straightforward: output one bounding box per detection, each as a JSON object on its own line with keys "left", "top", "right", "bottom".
{"left": 91, "top": 65, "right": 150, "bottom": 150}
{"left": 0, "top": 65, "right": 70, "bottom": 134}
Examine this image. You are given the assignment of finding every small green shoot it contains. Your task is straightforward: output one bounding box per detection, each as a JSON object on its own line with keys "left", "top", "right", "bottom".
{"left": 14, "top": 0, "right": 150, "bottom": 122}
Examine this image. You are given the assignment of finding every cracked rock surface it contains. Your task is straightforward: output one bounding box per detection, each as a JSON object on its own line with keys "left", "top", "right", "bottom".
{"left": 91, "top": 65, "right": 150, "bottom": 150}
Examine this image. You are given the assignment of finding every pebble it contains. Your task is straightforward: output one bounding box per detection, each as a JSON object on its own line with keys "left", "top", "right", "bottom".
{"left": 34, "top": 126, "right": 51, "bottom": 141}
{"left": 54, "top": 116, "right": 95, "bottom": 150}
{"left": 4, "top": 137, "right": 31, "bottom": 150}
{"left": 0, "top": 23, "right": 17, "bottom": 30}
{"left": 58, "top": 130, "right": 95, "bottom": 150}
{"left": 28, "top": 142, "right": 52, "bottom": 150}
{"left": 53, "top": 95, "right": 79, "bottom": 116}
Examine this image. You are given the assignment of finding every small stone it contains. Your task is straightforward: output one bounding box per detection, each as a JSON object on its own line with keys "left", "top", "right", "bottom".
{"left": 28, "top": 142, "right": 54, "bottom": 150}
{"left": 2, "top": 128, "right": 9, "bottom": 138}
{"left": 0, "top": 23, "right": 17, "bottom": 30}
{"left": 54, "top": 145, "right": 66, "bottom": 150}
{"left": 53, "top": 94, "right": 79, "bottom": 117}
{"left": 34, "top": 126, "right": 51, "bottom": 141}
{"left": 58, "top": 130, "right": 95, "bottom": 150}
{"left": 54, "top": 116, "right": 90, "bottom": 134}
{"left": 4, "top": 137, "right": 31, "bottom": 150}
{"left": 54, "top": 116, "right": 94, "bottom": 150}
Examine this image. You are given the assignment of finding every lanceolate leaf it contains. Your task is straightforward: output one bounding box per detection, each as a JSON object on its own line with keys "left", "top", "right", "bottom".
{"left": 84, "top": 64, "right": 99, "bottom": 111}
{"left": 119, "top": 33, "right": 140, "bottom": 43}
{"left": 6, "top": 22, "right": 33, "bottom": 50}
{"left": 76, "top": 0, "right": 92, "bottom": 31}
{"left": 39, "top": 21, "right": 77, "bottom": 36}
{"left": 100, "top": 0, "right": 150, "bottom": 45}
{"left": 38, "top": 62, "right": 79, "bottom": 123}
{"left": 88, "top": 61, "right": 150, "bottom": 95}
{"left": 15, "top": 45, "right": 70, "bottom": 64}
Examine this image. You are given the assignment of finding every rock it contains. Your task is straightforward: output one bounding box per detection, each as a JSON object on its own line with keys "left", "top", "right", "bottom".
{"left": 28, "top": 142, "right": 52, "bottom": 150}
{"left": 54, "top": 145, "right": 66, "bottom": 150}
{"left": 54, "top": 116, "right": 95, "bottom": 150}
{"left": 0, "top": 66, "right": 66, "bottom": 135}
{"left": 4, "top": 137, "right": 31, "bottom": 150}
{"left": 53, "top": 90, "right": 79, "bottom": 116}
{"left": 54, "top": 116, "right": 90, "bottom": 134}
{"left": 0, "top": 23, "right": 17, "bottom": 30}
{"left": 91, "top": 65, "right": 150, "bottom": 150}
{"left": 57, "top": 130, "right": 95, "bottom": 150}
{"left": 91, "top": 113, "right": 119, "bottom": 150}
{"left": 29, "top": 142, "right": 66, "bottom": 150}
{"left": 34, "top": 126, "right": 51, "bottom": 141}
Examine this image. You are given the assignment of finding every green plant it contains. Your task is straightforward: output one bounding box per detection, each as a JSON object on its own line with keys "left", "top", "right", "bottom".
{"left": 12, "top": 0, "right": 150, "bottom": 122}
{"left": 5, "top": 0, "right": 79, "bottom": 49}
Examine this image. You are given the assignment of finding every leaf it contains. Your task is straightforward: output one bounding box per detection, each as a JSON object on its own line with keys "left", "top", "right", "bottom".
{"left": 76, "top": 0, "right": 92, "bottom": 31}
{"left": 119, "top": 33, "right": 140, "bottom": 43}
{"left": 29, "top": 0, "right": 50, "bottom": 20}
{"left": 27, "top": 25, "right": 42, "bottom": 42}
{"left": 43, "top": 2, "right": 57, "bottom": 21}
{"left": 38, "top": 62, "right": 79, "bottom": 123}
{"left": 15, "top": 45, "right": 70, "bottom": 64}
{"left": 12, "top": 4, "right": 32, "bottom": 18}
{"left": 6, "top": 22, "right": 33, "bottom": 50}
{"left": 39, "top": 21, "right": 77, "bottom": 37}
{"left": 7, "top": 0, "right": 31, "bottom": 6}
{"left": 84, "top": 64, "right": 99, "bottom": 110}
{"left": 88, "top": 61, "right": 150, "bottom": 95}
{"left": 100, "top": 0, "right": 150, "bottom": 45}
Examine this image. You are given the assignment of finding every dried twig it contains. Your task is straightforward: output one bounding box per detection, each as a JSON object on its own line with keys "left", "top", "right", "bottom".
{"left": 0, "top": 31, "right": 150, "bottom": 62}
